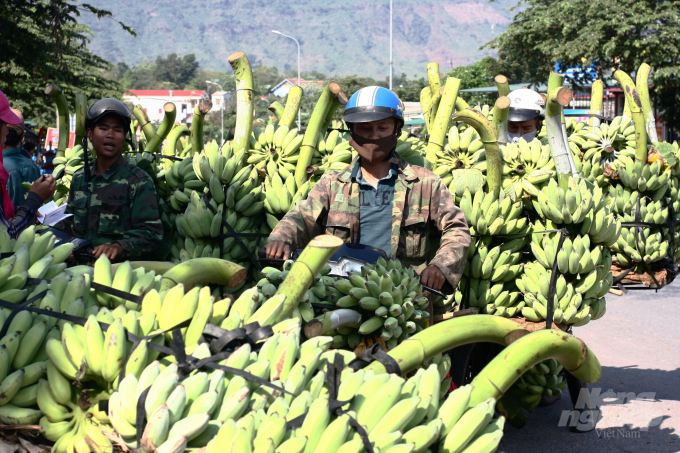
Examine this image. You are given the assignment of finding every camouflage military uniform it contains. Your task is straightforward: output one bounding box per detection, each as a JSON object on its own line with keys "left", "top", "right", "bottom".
{"left": 62, "top": 156, "right": 163, "bottom": 259}
{"left": 268, "top": 154, "right": 471, "bottom": 287}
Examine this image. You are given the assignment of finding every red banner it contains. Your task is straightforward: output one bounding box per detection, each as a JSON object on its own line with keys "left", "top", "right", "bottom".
{"left": 45, "top": 127, "right": 75, "bottom": 150}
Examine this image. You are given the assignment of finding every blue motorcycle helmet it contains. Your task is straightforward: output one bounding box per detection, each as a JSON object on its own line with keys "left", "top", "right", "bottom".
{"left": 344, "top": 86, "right": 404, "bottom": 134}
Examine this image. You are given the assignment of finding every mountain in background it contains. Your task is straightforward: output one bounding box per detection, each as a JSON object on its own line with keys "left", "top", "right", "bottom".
{"left": 81, "top": 0, "right": 516, "bottom": 79}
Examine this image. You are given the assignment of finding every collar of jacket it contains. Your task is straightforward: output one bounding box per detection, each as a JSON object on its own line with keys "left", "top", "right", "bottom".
{"left": 337, "top": 151, "right": 417, "bottom": 184}
{"left": 2, "top": 147, "right": 22, "bottom": 158}
{"left": 89, "top": 155, "right": 126, "bottom": 180}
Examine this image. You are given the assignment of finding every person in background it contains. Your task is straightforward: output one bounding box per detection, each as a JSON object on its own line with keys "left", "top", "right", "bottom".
{"left": 2, "top": 109, "right": 41, "bottom": 207}
{"left": 506, "top": 88, "right": 545, "bottom": 143}
{"left": 60, "top": 98, "right": 163, "bottom": 261}
{"left": 0, "top": 90, "right": 56, "bottom": 238}
{"left": 41, "top": 142, "right": 56, "bottom": 175}
{"left": 24, "top": 142, "right": 38, "bottom": 166}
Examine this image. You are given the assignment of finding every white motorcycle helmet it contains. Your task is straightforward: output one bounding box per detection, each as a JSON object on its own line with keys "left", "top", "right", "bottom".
{"left": 507, "top": 88, "right": 545, "bottom": 122}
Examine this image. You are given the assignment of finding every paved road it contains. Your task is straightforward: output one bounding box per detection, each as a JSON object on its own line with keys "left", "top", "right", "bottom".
{"left": 499, "top": 278, "right": 680, "bottom": 453}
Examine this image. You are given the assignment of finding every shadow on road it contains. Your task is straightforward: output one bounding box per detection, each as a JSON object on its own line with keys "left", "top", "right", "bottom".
{"left": 598, "top": 366, "right": 680, "bottom": 402}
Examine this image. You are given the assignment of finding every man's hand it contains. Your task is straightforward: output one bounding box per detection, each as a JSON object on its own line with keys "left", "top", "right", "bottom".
{"left": 29, "top": 175, "right": 56, "bottom": 201}
{"left": 265, "top": 242, "right": 291, "bottom": 260}
{"left": 93, "top": 243, "right": 124, "bottom": 261}
{"left": 421, "top": 264, "right": 446, "bottom": 291}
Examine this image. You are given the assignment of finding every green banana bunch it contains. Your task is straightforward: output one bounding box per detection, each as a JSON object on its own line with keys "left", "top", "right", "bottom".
{"left": 492, "top": 138, "right": 556, "bottom": 201}
{"left": 456, "top": 276, "right": 524, "bottom": 318}
{"left": 432, "top": 126, "right": 485, "bottom": 187}
{"left": 52, "top": 144, "right": 89, "bottom": 182}
{"left": 309, "top": 128, "right": 354, "bottom": 179}
{"left": 531, "top": 219, "right": 613, "bottom": 276}
{"left": 516, "top": 262, "right": 609, "bottom": 326}
{"left": 397, "top": 131, "right": 429, "bottom": 168}
{"left": 614, "top": 155, "right": 672, "bottom": 195}
{"left": 611, "top": 228, "right": 670, "bottom": 267}
{"left": 510, "top": 358, "right": 567, "bottom": 412}
{"left": 263, "top": 171, "right": 312, "bottom": 222}
{"left": 568, "top": 115, "right": 636, "bottom": 165}
{"left": 247, "top": 124, "right": 303, "bottom": 179}
{"left": 458, "top": 189, "right": 530, "bottom": 237}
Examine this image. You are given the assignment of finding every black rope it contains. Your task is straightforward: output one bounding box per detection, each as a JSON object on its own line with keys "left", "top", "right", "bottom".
{"left": 122, "top": 151, "right": 183, "bottom": 162}
{"left": 0, "top": 290, "right": 48, "bottom": 338}
{"left": 347, "top": 343, "right": 401, "bottom": 374}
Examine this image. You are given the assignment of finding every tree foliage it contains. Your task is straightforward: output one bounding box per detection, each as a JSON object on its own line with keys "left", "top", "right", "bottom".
{"left": 0, "top": 0, "right": 133, "bottom": 125}
{"left": 486, "top": 0, "right": 680, "bottom": 127}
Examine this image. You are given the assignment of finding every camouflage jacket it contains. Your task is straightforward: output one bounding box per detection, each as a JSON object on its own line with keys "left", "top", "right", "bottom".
{"left": 268, "top": 154, "right": 471, "bottom": 287}
{"left": 62, "top": 156, "right": 163, "bottom": 259}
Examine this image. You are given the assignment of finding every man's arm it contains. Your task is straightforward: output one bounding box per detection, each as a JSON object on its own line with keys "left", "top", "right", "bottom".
{"left": 267, "top": 173, "right": 333, "bottom": 251}
{"left": 114, "top": 175, "right": 163, "bottom": 259}
{"left": 427, "top": 177, "right": 471, "bottom": 288}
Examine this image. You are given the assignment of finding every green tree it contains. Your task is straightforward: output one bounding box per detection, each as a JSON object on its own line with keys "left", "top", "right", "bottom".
{"left": 485, "top": 0, "right": 680, "bottom": 130}
{"left": 393, "top": 73, "right": 427, "bottom": 102}
{"left": 0, "top": 0, "right": 134, "bottom": 124}
{"left": 152, "top": 53, "right": 199, "bottom": 89}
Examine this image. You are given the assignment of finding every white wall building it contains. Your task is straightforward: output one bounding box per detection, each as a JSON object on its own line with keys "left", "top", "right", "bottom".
{"left": 122, "top": 89, "right": 229, "bottom": 124}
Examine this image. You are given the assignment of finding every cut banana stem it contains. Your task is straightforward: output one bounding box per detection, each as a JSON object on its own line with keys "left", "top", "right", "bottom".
{"left": 304, "top": 309, "right": 362, "bottom": 338}
{"left": 589, "top": 80, "right": 603, "bottom": 129}
{"left": 614, "top": 70, "right": 647, "bottom": 162}
{"left": 494, "top": 74, "right": 510, "bottom": 97}
{"left": 274, "top": 234, "right": 343, "bottom": 322}
{"left": 164, "top": 125, "right": 190, "bottom": 170}
{"left": 365, "top": 315, "right": 531, "bottom": 375}
{"left": 635, "top": 63, "right": 658, "bottom": 144}
{"left": 468, "top": 329, "right": 602, "bottom": 407}
{"left": 159, "top": 258, "right": 247, "bottom": 291}
{"left": 493, "top": 96, "right": 510, "bottom": 144}
{"left": 279, "top": 86, "right": 303, "bottom": 129}
{"left": 427, "top": 62, "right": 442, "bottom": 124}
{"left": 191, "top": 99, "right": 213, "bottom": 154}
{"left": 320, "top": 92, "right": 346, "bottom": 134}
{"left": 269, "top": 101, "right": 285, "bottom": 122}
{"left": 147, "top": 103, "right": 178, "bottom": 154}
{"left": 294, "top": 83, "right": 337, "bottom": 187}
{"left": 451, "top": 109, "right": 502, "bottom": 196}
{"left": 425, "top": 77, "right": 461, "bottom": 164}
{"left": 74, "top": 93, "right": 88, "bottom": 150}
{"left": 229, "top": 51, "right": 255, "bottom": 155}
{"left": 112, "top": 261, "right": 176, "bottom": 276}
{"left": 545, "top": 72, "right": 576, "bottom": 176}
{"left": 44, "top": 84, "right": 70, "bottom": 157}
{"left": 133, "top": 104, "right": 158, "bottom": 146}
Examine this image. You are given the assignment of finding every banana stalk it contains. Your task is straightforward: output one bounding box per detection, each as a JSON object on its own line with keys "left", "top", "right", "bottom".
{"left": 74, "top": 93, "right": 88, "bottom": 149}
{"left": 494, "top": 74, "right": 511, "bottom": 97}
{"left": 493, "top": 96, "right": 510, "bottom": 144}
{"left": 455, "top": 97, "right": 470, "bottom": 111}
{"left": 274, "top": 234, "right": 343, "bottom": 321}
{"left": 229, "top": 51, "right": 255, "bottom": 155}
{"left": 112, "top": 261, "right": 176, "bottom": 275}
{"left": 304, "top": 309, "right": 362, "bottom": 338}
{"left": 425, "top": 77, "right": 461, "bottom": 163}
{"left": 635, "top": 63, "right": 658, "bottom": 143}
{"left": 614, "top": 70, "right": 648, "bottom": 162}
{"left": 279, "top": 86, "right": 303, "bottom": 129}
{"left": 545, "top": 72, "right": 576, "bottom": 176}
{"left": 451, "top": 108, "right": 502, "bottom": 196}
{"left": 190, "top": 99, "right": 212, "bottom": 154}
{"left": 420, "top": 87, "right": 433, "bottom": 132}
{"left": 164, "top": 125, "right": 190, "bottom": 170}
{"left": 320, "top": 91, "right": 347, "bottom": 134}
{"left": 269, "top": 101, "right": 285, "bottom": 122}
{"left": 427, "top": 62, "right": 442, "bottom": 121}
{"left": 589, "top": 80, "right": 603, "bottom": 128}
{"left": 44, "top": 84, "right": 69, "bottom": 157}
{"left": 468, "top": 329, "right": 601, "bottom": 407}
{"left": 132, "top": 105, "right": 158, "bottom": 146}
{"left": 159, "top": 257, "right": 247, "bottom": 291}
{"left": 365, "top": 315, "right": 531, "bottom": 375}
{"left": 294, "top": 83, "right": 337, "bottom": 187}
{"left": 146, "top": 103, "right": 177, "bottom": 154}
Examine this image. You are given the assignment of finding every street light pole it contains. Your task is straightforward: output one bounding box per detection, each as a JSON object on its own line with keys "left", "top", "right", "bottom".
{"left": 272, "top": 30, "right": 301, "bottom": 129}
{"left": 206, "top": 80, "right": 224, "bottom": 145}
{"left": 390, "top": 0, "right": 393, "bottom": 90}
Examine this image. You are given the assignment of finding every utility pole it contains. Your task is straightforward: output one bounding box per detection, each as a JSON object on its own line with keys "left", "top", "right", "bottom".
{"left": 389, "top": 0, "right": 393, "bottom": 90}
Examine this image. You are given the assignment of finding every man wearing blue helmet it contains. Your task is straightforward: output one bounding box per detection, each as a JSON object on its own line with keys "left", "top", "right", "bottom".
{"left": 266, "top": 86, "right": 470, "bottom": 292}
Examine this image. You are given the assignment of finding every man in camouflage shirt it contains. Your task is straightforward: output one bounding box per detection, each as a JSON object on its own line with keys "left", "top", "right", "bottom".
{"left": 267, "top": 87, "right": 470, "bottom": 291}
{"left": 61, "top": 99, "right": 163, "bottom": 261}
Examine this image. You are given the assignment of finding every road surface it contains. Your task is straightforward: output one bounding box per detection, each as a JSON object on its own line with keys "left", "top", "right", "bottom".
{"left": 499, "top": 277, "right": 680, "bottom": 453}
